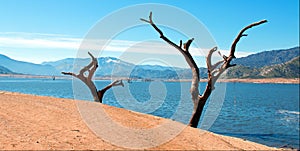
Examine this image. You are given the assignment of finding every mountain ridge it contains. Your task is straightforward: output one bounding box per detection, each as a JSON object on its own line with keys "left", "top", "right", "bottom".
{"left": 226, "top": 56, "right": 299, "bottom": 79}
{"left": 0, "top": 54, "right": 59, "bottom": 75}
{"left": 0, "top": 65, "right": 15, "bottom": 74}
{"left": 233, "top": 46, "right": 299, "bottom": 68}
{"left": 0, "top": 46, "right": 299, "bottom": 78}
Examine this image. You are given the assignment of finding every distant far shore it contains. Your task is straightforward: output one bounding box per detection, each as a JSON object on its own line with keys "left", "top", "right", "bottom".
{"left": 0, "top": 74, "right": 299, "bottom": 84}
{"left": 201, "top": 78, "right": 300, "bottom": 84}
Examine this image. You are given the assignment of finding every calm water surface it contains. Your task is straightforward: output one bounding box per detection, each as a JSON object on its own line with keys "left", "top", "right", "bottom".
{"left": 0, "top": 77, "right": 299, "bottom": 149}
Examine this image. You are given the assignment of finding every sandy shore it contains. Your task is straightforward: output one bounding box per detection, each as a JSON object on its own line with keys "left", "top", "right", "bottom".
{"left": 0, "top": 91, "right": 278, "bottom": 150}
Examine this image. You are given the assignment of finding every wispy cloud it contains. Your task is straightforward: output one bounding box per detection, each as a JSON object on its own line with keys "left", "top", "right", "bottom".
{"left": 0, "top": 32, "right": 254, "bottom": 58}
{"left": 0, "top": 32, "right": 80, "bottom": 49}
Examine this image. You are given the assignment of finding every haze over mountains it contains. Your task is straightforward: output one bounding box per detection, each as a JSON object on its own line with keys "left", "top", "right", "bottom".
{"left": 0, "top": 46, "right": 299, "bottom": 79}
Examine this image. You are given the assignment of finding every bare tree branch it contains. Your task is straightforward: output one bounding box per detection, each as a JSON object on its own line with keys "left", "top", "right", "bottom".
{"left": 87, "top": 52, "right": 98, "bottom": 81}
{"left": 97, "top": 80, "right": 124, "bottom": 103}
{"left": 140, "top": 12, "right": 198, "bottom": 77}
{"left": 230, "top": 20, "right": 267, "bottom": 58}
{"left": 61, "top": 72, "right": 77, "bottom": 77}
{"left": 62, "top": 52, "right": 99, "bottom": 102}
{"left": 141, "top": 12, "right": 200, "bottom": 108}
{"left": 141, "top": 12, "right": 267, "bottom": 128}
{"left": 211, "top": 60, "right": 224, "bottom": 71}
{"left": 206, "top": 47, "right": 218, "bottom": 74}
{"left": 101, "top": 80, "right": 124, "bottom": 92}
{"left": 184, "top": 38, "right": 194, "bottom": 51}
{"left": 179, "top": 40, "right": 183, "bottom": 48}
{"left": 62, "top": 52, "right": 124, "bottom": 103}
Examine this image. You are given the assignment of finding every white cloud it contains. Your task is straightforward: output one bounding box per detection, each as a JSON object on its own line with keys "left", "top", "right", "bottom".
{"left": 0, "top": 33, "right": 80, "bottom": 49}
{"left": 191, "top": 48, "right": 253, "bottom": 58}
{"left": 0, "top": 32, "right": 254, "bottom": 58}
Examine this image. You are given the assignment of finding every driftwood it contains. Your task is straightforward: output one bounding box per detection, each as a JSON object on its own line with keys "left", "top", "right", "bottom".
{"left": 62, "top": 52, "right": 123, "bottom": 103}
{"left": 141, "top": 12, "right": 267, "bottom": 127}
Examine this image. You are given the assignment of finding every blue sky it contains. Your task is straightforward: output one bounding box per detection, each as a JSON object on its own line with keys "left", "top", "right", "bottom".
{"left": 0, "top": 0, "right": 299, "bottom": 67}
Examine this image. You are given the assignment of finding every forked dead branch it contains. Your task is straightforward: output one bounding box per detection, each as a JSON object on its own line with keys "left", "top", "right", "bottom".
{"left": 62, "top": 52, "right": 124, "bottom": 103}
{"left": 141, "top": 12, "right": 267, "bottom": 128}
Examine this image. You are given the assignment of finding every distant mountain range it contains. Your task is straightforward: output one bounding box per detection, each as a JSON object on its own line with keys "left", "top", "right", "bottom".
{"left": 0, "top": 46, "right": 299, "bottom": 79}
{"left": 226, "top": 46, "right": 299, "bottom": 78}
{"left": 0, "top": 54, "right": 59, "bottom": 75}
{"left": 42, "top": 56, "right": 205, "bottom": 79}
{"left": 233, "top": 47, "right": 299, "bottom": 68}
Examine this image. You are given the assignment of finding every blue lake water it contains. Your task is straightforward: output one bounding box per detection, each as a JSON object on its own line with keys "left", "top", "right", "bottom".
{"left": 0, "top": 77, "right": 299, "bottom": 149}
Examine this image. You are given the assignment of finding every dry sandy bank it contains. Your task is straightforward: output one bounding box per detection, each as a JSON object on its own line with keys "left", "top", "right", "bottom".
{"left": 0, "top": 91, "right": 278, "bottom": 150}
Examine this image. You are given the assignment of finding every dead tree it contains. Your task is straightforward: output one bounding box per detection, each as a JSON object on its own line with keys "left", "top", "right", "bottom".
{"left": 141, "top": 12, "right": 267, "bottom": 128}
{"left": 62, "top": 52, "right": 124, "bottom": 103}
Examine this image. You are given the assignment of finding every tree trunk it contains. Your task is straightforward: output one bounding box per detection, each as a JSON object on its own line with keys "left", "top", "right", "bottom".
{"left": 141, "top": 12, "right": 267, "bottom": 128}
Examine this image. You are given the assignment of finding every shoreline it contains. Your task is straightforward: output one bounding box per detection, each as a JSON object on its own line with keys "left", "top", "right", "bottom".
{"left": 0, "top": 91, "right": 279, "bottom": 150}
{"left": 0, "top": 74, "right": 299, "bottom": 84}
